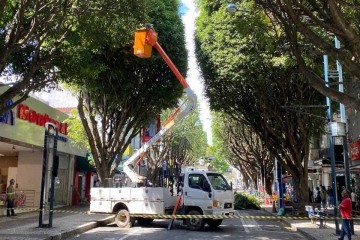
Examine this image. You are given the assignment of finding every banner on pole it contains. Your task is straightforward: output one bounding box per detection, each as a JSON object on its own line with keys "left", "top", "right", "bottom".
{"left": 142, "top": 116, "right": 161, "bottom": 143}
{"left": 350, "top": 139, "right": 360, "bottom": 160}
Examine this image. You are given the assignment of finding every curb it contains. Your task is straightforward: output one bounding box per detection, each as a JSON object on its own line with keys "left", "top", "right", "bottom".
{"left": 47, "top": 215, "right": 115, "bottom": 240}
{"left": 261, "top": 207, "right": 315, "bottom": 240}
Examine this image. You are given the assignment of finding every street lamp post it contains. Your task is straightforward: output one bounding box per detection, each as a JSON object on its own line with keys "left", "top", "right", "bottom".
{"left": 257, "top": 169, "right": 260, "bottom": 201}
{"left": 335, "top": 37, "right": 351, "bottom": 193}
{"left": 226, "top": 3, "right": 250, "bottom": 13}
{"left": 324, "top": 55, "right": 340, "bottom": 234}
{"left": 324, "top": 37, "right": 353, "bottom": 234}
{"left": 275, "top": 156, "right": 283, "bottom": 210}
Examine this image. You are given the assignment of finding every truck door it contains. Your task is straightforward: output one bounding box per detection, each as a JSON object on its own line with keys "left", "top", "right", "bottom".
{"left": 183, "top": 173, "right": 213, "bottom": 211}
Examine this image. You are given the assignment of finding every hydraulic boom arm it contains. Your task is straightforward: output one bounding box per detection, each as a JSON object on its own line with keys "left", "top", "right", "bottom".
{"left": 123, "top": 27, "right": 197, "bottom": 183}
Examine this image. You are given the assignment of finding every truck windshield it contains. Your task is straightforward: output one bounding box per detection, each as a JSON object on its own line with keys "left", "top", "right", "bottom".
{"left": 206, "top": 173, "right": 231, "bottom": 190}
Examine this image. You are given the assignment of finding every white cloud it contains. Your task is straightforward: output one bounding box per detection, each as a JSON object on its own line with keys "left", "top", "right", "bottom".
{"left": 181, "top": 0, "right": 213, "bottom": 145}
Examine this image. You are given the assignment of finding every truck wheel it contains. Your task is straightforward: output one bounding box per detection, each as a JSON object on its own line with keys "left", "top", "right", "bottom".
{"left": 137, "top": 218, "right": 154, "bottom": 226}
{"left": 186, "top": 210, "right": 204, "bottom": 231}
{"left": 115, "top": 209, "right": 135, "bottom": 228}
{"left": 207, "top": 219, "right": 223, "bottom": 229}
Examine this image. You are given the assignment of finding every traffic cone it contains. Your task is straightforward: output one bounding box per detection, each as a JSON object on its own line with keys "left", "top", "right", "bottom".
{"left": 272, "top": 200, "right": 276, "bottom": 213}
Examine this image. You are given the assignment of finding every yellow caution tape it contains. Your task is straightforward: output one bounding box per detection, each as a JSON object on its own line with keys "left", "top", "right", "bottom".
{"left": 12, "top": 207, "right": 360, "bottom": 220}
{"left": 129, "top": 214, "right": 331, "bottom": 220}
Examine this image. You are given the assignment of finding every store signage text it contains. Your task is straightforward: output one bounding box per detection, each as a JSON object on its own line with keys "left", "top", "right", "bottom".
{"left": 17, "top": 103, "right": 68, "bottom": 135}
{"left": 0, "top": 100, "right": 15, "bottom": 125}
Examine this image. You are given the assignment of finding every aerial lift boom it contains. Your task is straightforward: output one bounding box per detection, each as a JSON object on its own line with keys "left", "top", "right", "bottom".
{"left": 122, "top": 26, "right": 197, "bottom": 183}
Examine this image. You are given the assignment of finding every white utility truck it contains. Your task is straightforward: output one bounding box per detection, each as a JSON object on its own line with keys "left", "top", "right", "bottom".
{"left": 90, "top": 168, "right": 234, "bottom": 230}
{"left": 90, "top": 27, "right": 235, "bottom": 231}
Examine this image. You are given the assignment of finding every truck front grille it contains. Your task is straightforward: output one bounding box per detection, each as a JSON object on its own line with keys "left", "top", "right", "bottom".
{"left": 224, "top": 203, "right": 232, "bottom": 209}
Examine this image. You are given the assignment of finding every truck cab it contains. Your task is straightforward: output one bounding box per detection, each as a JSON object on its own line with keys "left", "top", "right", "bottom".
{"left": 181, "top": 169, "right": 235, "bottom": 230}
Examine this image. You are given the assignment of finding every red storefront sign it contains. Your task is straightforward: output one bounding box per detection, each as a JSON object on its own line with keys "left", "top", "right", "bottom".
{"left": 350, "top": 139, "right": 360, "bottom": 160}
{"left": 17, "top": 103, "right": 68, "bottom": 135}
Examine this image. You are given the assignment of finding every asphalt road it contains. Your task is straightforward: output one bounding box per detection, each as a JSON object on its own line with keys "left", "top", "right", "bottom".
{"left": 67, "top": 210, "right": 306, "bottom": 240}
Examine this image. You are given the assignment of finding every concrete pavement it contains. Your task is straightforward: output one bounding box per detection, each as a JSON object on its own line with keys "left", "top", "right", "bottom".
{"left": 262, "top": 204, "right": 360, "bottom": 240}
{"left": 0, "top": 204, "right": 114, "bottom": 240}
{"left": 0, "top": 203, "right": 358, "bottom": 240}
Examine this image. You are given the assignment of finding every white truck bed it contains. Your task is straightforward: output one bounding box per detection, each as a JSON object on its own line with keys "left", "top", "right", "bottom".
{"left": 90, "top": 187, "right": 177, "bottom": 214}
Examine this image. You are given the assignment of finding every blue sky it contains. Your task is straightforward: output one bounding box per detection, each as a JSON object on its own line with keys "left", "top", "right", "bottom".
{"left": 179, "top": 3, "right": 189, "bottom": 16}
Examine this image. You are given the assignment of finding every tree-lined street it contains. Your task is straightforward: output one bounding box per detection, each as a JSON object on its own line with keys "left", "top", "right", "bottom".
{"left": 67, "top": 210, "right": 304, "bottom": 240}
{"left": 1, "top": 0, "right": 360, "bottom": 239}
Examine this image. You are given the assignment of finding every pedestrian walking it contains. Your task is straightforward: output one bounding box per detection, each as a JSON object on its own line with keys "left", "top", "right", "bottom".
{"left": 327, "top": 186, "right": 334, "bottom": 207}
{"left": 6, "top": 179, "right": 17, "bottom": 217}
{"left": 338, "top": 189, "right": 352, "bottom": 240}
{"left": 321, "top": 186, "right": 328, "bottom": 208}
{"left": 315, "top": 187, "right": 321, "bottom": 203}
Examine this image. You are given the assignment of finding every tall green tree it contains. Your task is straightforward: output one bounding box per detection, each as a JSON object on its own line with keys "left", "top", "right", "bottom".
{"left": 144, "top": 107, "right": 207, "bottom": 185}
{"left": 224, "top": 116, "right": 274, "bottom": 195}
{"left": 208, "top": 112, "right": 230, "bottom": 174}
{"left": 196, "top": 0, "right": 325, "bottom": 205}
{"left": 254, "top": 0, "right": 360, "bottom": 109}
{"left": 171, "top": 107, "right": 207, "bottom": 164}
{"left": 211, "top": 112, "right": 273, "bottom": 193}
{"left": 63, "top": 0, "right": 187, "bottom": 183}
{"left": 0, "top": 0, "right": 148, "bottom": 114}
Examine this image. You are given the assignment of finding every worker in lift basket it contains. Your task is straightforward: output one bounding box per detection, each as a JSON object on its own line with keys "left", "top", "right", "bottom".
{"left": 338, "top": 189, "right": 352, "bottom": 240}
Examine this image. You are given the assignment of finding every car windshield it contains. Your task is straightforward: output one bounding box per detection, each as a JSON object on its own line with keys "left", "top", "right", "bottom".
{"left": 206, "top": 173, "right": 231, "bottom": 190}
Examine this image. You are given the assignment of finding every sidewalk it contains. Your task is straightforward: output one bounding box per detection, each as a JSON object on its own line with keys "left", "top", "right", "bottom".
{"left": 262, "top": 204, "right": 360, "bottom": 240}
{"left": 1, "top": 203, "right": 358, "bottom": 240}
{"left": 0, "top": 204, "right": 114, "bottom": 240}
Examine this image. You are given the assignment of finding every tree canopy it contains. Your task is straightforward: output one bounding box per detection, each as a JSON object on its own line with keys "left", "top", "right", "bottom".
{"left": 0, "top": 0, "right": 149, "bottom": 114}
{"left": 207, "top": 112, "right": 230, "bottom": 174}
{"left": 195, "top": 0, "right": 326, "bottom": 204}
{"left": 62, "top": 0, "right": 188, "bottom": 183}
{"left": 144, "top": 107, "right": 207, "bottom": 185}
{"left": 255, "top": 0, "right": 360, "bottom": 109}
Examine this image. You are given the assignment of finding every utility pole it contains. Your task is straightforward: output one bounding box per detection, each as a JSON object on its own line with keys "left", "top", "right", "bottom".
{"left": 335, "top": 37, "right": 353, "bottom": 233}
{"left": 275, "top": 156, "right": 283, "bottom": 209}
{"left": 324, "top": 54, "right": 340, "bottom": 234}
{"left": 335, "top": 37, "right": 351, "bottom": 192}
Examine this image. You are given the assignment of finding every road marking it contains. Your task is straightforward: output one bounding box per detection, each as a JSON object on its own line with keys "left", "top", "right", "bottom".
{"left": 240, "top": 218, "right": 250, "bottom": 233}
{"left": 118, "top": 229, "right": 140, "bottom": 240}
{"left": 240, "top": 213, "right": 262, "bottom": 232}
{"left": 260, "top": 229, "right": 301, "bottom": 235}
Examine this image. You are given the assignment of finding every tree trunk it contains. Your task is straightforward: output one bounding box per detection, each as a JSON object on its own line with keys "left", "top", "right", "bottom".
{"left": 293, "top": 172, "right": 309, "bottom": 213}
{"left": 261, "top": 166, "right": 273, "bottom": 195}
{"left": 97, "top": 165, "right": 112, "bottom": 187}
{"left": 265, "top": 176, "right": 273, "bottom": 195}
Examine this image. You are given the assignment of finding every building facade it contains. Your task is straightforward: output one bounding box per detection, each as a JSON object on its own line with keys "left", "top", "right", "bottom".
{"left": 0, "top": 87, "right": 85, "bottom": 213}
